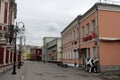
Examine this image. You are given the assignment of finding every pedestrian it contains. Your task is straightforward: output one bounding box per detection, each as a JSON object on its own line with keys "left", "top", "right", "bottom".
{"left": 74, "top": 61, "right": 77, "bottom": 67}
{"left": 93, "top": 58, "right": 99, "bottom": 73}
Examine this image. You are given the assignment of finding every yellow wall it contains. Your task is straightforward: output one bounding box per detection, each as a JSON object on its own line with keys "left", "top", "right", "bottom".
{"left": 22, "top": 52, "right": 30, "bottom": 60}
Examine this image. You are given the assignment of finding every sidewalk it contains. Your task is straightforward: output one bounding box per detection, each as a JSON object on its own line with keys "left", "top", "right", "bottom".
{"left": 0, "top": 64, "right": 26, "bottom": 80}
{"left": 72, "top": 67, "right": 120, "bottom": 80}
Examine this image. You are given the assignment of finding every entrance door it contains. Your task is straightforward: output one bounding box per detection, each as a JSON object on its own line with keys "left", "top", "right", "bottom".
{"left": 81, "top": 48, "right": 90, "bottom": 67}
{"left": 81, "top": 49, "right": 87, "bottom": 66}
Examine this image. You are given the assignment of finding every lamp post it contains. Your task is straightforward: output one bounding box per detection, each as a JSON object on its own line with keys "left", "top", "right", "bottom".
{"left": 12, "top": 23, "right": 18, "bottom": 75}
{"left": 12, "top": 22, "right": 25, "bottom": 74}
{"left": 17, "top": 22, "right": 25, "bottom": 69}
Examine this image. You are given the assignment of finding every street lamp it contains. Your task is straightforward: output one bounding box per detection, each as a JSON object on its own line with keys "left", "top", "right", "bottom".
{"left": 12, "top": 22, "right": 25, "bottom": 74}
{"left": 17, "top": 22, "right": 25, "bottom": 69}
{"left": 12, "top": 24, "right": 18, "bottom": 75}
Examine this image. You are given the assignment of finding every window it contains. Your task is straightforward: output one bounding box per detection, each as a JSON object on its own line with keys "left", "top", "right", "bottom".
{"left": 73, "top": 30, "right": 75, "bottom": 40}
{"left": 0, "top": 32, "right": 3, "bottom": 38}
{"left": 86, "top": 23, "right": 90, "bottom": 34}
{"left": 92, "top": 19, "right": 95, "bottom": 32}
{"left": 82, "top": 26, "right": 84, "bottom": 37}
{"left": 0, "top": 48, "right": 4, "bottom": 64}
{"left": 4, "top": 2, "right": 8, "bottom": 23}
{"left": 0, "top": 26, "right": 2, "bottom": 30}
{"left": 71, "top": 50, "right": 73, "bottom": 59}
{"left": 0, "top": 1, "right": 1, "bottom": 14}
{"left": 4, "top": 27, "right": 7, "bottom": 31}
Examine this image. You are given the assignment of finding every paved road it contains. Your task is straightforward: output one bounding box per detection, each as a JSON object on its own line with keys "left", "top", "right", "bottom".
{"left": 23, "top": 61, "right": 101, "bottom": 80}
{"left": 0, "top": 61, "right": 120, "bottom": 80}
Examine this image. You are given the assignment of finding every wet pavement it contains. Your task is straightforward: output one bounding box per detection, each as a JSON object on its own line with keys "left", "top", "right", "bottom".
{"left": 0, "top": 61, "right": 120, "bottom": 80}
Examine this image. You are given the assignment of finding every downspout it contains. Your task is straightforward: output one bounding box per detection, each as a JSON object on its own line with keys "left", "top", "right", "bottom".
{"left": 96, "top": 3, "right": 101, "bottom": 72}
{"left": 77, "top": 15, "right": 81, "bottom": 67}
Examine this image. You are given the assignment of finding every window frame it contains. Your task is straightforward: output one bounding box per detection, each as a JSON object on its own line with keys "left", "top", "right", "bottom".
{"left": 86, "top": 23, "right": 90, "bottom": 34}
{"left": 92, "top": 19, "right": 95, "bottom": 32}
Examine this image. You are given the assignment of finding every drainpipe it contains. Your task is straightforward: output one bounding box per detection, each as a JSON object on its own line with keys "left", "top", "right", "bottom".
{"left": 77, "top": 15, "right": 81, "bottom": 67}
{"left": 95, "top": 3, "right": 101, "bottom": 72}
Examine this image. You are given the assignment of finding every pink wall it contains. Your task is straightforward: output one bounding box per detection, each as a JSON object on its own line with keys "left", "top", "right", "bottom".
{"left": 98, "top": 10, "right": 120, "bottom": 66}
{"left": 98, "top": 10, "right": 120, "bottom": 38}
{"left": 99, "top": 41, "right": 120, "bottom": 66}
{"left": 80, "top": 12, "right": 97, "bottom": 42}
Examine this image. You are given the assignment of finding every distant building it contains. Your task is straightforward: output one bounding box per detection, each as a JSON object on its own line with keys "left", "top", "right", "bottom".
{"left": 61, "top": 3, "right": 120, "bottom": 72}
{"left": 22, "top": 45, "right": 33, "bottom": 60}
{"left": 46, "top": 38, "right": 61, "bottom": 63}
{"left": 30, "top": 47, "right": 42, "bottom": 61}
{"left": 42, "top": 37, "right": 57, "bottom": 62}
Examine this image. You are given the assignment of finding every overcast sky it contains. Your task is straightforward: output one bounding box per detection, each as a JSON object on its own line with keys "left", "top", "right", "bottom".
{"left": 15, "top": 0, "right": 120, "bottom": 46}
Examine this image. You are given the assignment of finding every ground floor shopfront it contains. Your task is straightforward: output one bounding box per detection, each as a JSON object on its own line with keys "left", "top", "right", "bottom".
{"left": 62, "top": 39, "right": 120, "bottom": 72}
{"left": 0, "top": 45, "right": 19, "bottom": 73}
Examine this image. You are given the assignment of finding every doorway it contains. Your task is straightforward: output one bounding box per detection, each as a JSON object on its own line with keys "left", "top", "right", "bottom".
{"left": 81, "top": 48, "right": 90, "bottom": 67}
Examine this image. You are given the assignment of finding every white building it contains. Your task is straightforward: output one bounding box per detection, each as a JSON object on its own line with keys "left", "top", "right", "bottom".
{"left": 47, "top": 38, "right": 61, "bottom": 63}
{"left": 42, "top": 37, "right": 57, "bottom": 62}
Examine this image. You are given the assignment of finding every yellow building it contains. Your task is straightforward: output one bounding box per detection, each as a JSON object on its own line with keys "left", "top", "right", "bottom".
{"left": 22, "top": 45, "right": 33, "bottom": 60}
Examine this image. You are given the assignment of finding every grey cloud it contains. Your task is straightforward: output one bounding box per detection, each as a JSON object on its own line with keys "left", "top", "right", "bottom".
{"left": 16, "top": 0, "right": 101, "bottom": 46}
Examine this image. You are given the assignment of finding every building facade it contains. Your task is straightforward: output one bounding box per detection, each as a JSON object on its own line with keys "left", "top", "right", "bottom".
{"left": 30, "top": 46, "right": 42, "bottom": 61}
{"left": 0, "top": 0, "right": 17, "bottom": 73}
{"left": 47, "top": 38, "right": 61, "bottom": 63}
{"left": 61, "top": 3, "right": 120, "bottom": 72}
{"left": 42, "top": 37, "right": 57, "bottom": 62}
{"left": 61, "top": 16, "right": 80, "bottom": 67}
{"left": 22, "top": 45, "right": 32, "bottom": 60}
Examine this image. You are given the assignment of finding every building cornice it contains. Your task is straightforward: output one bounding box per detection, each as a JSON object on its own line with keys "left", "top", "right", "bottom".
{"left": 61, "top": 15, "right": 81, "bottom": 34}
{"left": 79, "top": 3, "right": 120, "bottom": 22}
{"left": 61, "top": 2, "right": 120, "bottom": 35}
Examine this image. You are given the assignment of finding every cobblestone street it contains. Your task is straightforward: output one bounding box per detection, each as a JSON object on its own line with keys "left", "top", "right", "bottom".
{"left": 0, "top": 61, "right": 120, "bottom": 80}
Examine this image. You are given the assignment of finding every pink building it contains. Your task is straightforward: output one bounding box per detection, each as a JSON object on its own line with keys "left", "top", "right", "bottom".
{"left": 61, "top": 3, "right": 120, "bottom": 72}
{"left": 0, "top": 0, "right": 17, "bottom": 73}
